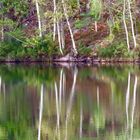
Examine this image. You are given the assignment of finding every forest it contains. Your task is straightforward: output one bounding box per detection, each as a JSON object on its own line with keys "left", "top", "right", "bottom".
{"left": 0, "top": 0, "right": 140, "bottom": 62}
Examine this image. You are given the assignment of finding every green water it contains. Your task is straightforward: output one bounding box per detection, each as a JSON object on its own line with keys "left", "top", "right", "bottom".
{"left": 0, "top": 64, "right": 140, "bottom": 140}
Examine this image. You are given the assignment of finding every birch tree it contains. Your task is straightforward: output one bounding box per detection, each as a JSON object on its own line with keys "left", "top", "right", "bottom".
{"left": 60, "top": 21, "right": 65, "bottom": 49}
{"left": 35, "top": 0, "right": 42, "bottom": 37}
{"left": 61, "top": 0, "right": 78, "bottom": 55}
{"left": 53, "top": 0, "right": 57, "bottom": 41}
{"left": 57, "top": 21, "right": 63, "bottom": 54}
{"left": 127, "top": 0, "right": 137, "bottom": 48}
{"left": 123, "top": 0, "right": 130, "bottom": 51}
{"left": 53, "top": 0, "right": 63, "bottom": 54}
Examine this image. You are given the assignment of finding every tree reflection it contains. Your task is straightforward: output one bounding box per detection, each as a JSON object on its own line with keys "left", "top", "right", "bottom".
{"left": 65, "top": 66, "right": 78, "bottom": 140}
{"left": 79, "top": 102, "right": 83, "bottom": 138}
{"left": 126, "top": 72, "right": 130, "bottom": 131}
{"left": 38, "top": 84, "right": 44, "bottom": 140}
{"left": 0, "top": 65, "right": 139, "bottom": 140}
{"left": 125, "top": 73, "right": 138, "bottom": 140}
{"left": 130, "top": 75, "right": 137, "bottom": 140}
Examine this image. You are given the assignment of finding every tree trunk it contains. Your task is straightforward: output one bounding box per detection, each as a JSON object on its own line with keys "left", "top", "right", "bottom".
{"left": 57, "top": 21, "right": 63, "bottom": 54}
{"left": 95, "top": 21, "right": 98, "bottom": 32}
{"left": 35, "top": 0, "right": 42, "bottom": 37}
{"left": 60, "top": 21, "right": 65, "bottom": 49}
{"left": 127, "top": 0, "right": 137, "bottom": 48}
{"left": 53, "top": 0, "right": 57, "bottom": 41}
{"left": 61, "top": 0, "right": 78, "bottom": 55}
{"left": 123, "top": 0, "right": 130, "bottom": 51}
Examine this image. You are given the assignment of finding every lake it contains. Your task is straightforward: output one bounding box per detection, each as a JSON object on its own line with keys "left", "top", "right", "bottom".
{"left": 0, "top": 63, "right": 140, "bottom": 140}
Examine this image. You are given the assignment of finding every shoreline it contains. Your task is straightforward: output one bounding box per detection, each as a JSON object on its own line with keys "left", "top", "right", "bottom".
{"left": 0, "top": 57, "right": 139, "bottom": 64}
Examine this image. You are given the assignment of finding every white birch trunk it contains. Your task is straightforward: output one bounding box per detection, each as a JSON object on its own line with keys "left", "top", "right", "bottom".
{"left": 53, "top": 0, "right": 57, "bottom": 41}
{"left": 57, "top": 21, "right": 63, "bottom": 54}
{"left": 53, "top": 0, "right": 63, "bottom": 54}
{"left": 123, "top": 0, "right": 130, "bottom": 51}
{"left": 35, "top": 0, "right": 42, "bottom": 37}
{"left": 95, "top": 21, "right": 98, "bottom": 32}
{"left": 61, "top": 0, "right": 78, "bottom": 55}
{"left": 127, "top": 0, "right": 137, "bottom": 48}
{"left": 60, "top": 21, "right": 65, "bottom": 49}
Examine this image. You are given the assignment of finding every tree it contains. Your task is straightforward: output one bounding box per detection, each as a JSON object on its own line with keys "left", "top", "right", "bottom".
{"left": 35, "top": 0, "right": 42, "bottom": 37}
{"left": 90, "top": 0, "right": 102, "bottom": 32}
{"left": 61, "top": 0, "right": 78, "bottom": 55}
{"left": 123, "top": 0, "right": 130, "bottom": 51}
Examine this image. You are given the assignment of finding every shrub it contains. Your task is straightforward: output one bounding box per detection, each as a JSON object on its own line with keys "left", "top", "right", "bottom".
{"left": 77, "top": 44, "right": 93, "bottom": 57}
{"left": 133, "top": 47, "right": 140, "bottom": 58}
{"left": 23, "top": 35, "right": 60, "bottom": 57}
{"left": 0, "top": 34, "right": 60, "bottom": 60}
{"left": 68, "top": 0, "right": 78, "bottom": 9}
{"left": 90, "top": 0, "right": 102, "bottom": 21}
{"left": 0, "top": 39, "right": 23, "bottom": 59}
{"left": 97, "top": 45, "right": 115, "bottom": 58}
{"left": 97, "top": 42, "right": 132, "bottom": 58}
{"left": 74, "top": 19, "right": 90, "bottom": 29}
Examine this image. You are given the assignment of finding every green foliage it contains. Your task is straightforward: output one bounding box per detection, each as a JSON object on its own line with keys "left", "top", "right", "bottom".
{"left": 1, "top": 0, "right": 29, "bottom": 18}
{"left": 68, "top": 0, "right": 78, "bottom": 9}
{"left": 0, "top": 34, "right": 59, "bottom": 60}
{"left": 77, "top": 44, "right": 93, "bottom": 56}
{"left": 97, "top": 45, "right": 115, "bottom": 58}
{"left": 112, "top": 19, "right": 121, "bottom": 33}
{"left": 97, "top": 42, "right": 132, "bottom": 58}
{"left": 133, "top": 47, "right": 140, "bottom": 58}
{"left": 0, "top": 29, "right": 26, "bottom": 59}
{"left": 90, "top": 0, "right": 102, "bottom": 21}
{"left": 23, "top": 35, "right": 60, "bottom": 58}
{"left": 113, "top": 42, "right": 128, "bottom": 57}
{"left": 74, "top": 18, "right": 90, "bottom": 29}
{"left": 5, "top": 28, "right": 26, "bottom": 42}
{"left": 0, "top": 39, "right": 22, "bottom": 59}
{"left": 0, "top": 18, "right": 15, "bottom": 29}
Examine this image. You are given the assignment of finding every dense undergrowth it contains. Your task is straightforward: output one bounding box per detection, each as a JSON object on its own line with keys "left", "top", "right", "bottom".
{"left": 1, "top": 35, "right": 140, "bottom": 60}
{"left": 0, "top": 34, "right": 60, "bottom": 60}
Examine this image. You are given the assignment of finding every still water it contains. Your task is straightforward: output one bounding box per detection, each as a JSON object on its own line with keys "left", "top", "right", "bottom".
{"left": 0, "top": 64, "right": 140, "bottom": 140}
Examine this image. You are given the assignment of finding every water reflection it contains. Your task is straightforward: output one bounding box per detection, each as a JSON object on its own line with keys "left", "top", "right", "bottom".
{"left": 0, "top": 64, "right": 140, "bottom": 139}
{"left": 38, "top": 84, "right": 44, "bottom": 140}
